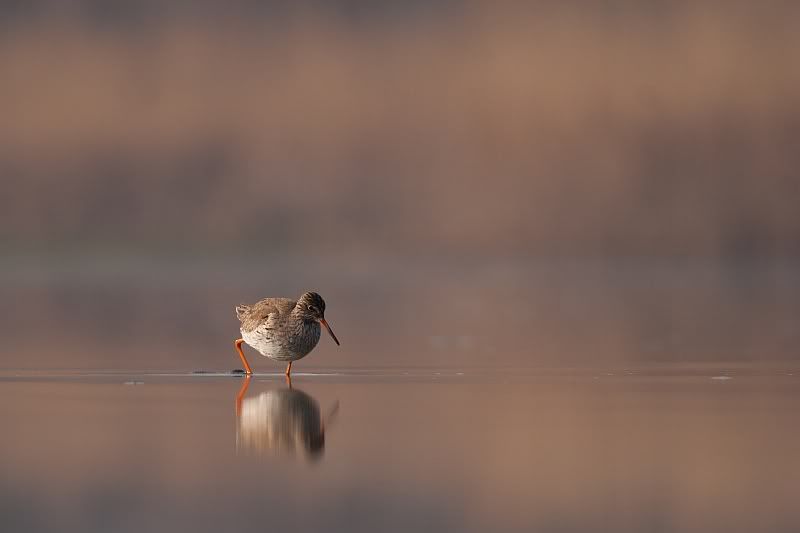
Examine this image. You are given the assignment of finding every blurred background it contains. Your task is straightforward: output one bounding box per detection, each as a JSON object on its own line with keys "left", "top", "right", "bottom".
{"left": 1, "top": 0, "right": 799, "bottom": 370}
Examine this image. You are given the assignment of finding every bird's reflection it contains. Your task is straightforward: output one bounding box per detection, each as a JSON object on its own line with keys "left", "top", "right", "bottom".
{"left": 235, "top": 376, "right": 338, "bottom": 460}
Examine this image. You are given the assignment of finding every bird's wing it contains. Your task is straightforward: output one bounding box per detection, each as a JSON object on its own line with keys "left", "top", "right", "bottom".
{"left": 235, "top": 304, "right": 251, "bottom": 321}
{"left": 239, "top": 298, "right": 294, "bottom": 330}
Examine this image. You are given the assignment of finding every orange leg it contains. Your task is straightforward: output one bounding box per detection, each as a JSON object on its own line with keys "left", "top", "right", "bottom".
{"left": 234, "top": 339, "right": 253, "bottom": 375}
{"left": 285, "top": 361, "right": 292, "bottom": 377}
{"left": 235, "top": 374, "right": 252, "bottom": 417}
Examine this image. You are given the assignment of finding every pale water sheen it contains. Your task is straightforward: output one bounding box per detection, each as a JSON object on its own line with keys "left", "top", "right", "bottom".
{"left": 2, "top": 260, "right": 799, "bottom": 531}
{"left": 1, "top": 367, "right": 799, "bottom": 533}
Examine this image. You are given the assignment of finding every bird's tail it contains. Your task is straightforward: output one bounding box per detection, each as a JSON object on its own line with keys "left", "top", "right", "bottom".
{"left": 235, "top": 304, "right": 250, "bottom": 321}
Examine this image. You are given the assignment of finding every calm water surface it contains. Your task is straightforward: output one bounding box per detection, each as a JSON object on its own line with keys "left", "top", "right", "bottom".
{"left": 2, "top": 259, "right": 799, "bottom": 531}
{"left": 1, "top": 368, "right": 799, "bottom": 533}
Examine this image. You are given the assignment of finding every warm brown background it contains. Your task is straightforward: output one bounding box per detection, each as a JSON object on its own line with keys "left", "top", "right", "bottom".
{"left": 1, "top": 2, "right": 799, "bottom": 369}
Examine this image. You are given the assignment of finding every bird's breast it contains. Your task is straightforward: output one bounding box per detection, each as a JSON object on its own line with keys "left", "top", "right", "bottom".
{"left": 242, "top": 321, "right": 321, "bottom": 361}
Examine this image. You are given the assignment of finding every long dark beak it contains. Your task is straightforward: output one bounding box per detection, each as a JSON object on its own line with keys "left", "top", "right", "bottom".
{"left": 320, "top": 318, "right": 340, "bottom": 346}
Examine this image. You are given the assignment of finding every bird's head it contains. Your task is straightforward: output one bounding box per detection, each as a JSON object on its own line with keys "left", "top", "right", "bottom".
{"left": 296, "top": 292, "right": 340, "bottom": 346}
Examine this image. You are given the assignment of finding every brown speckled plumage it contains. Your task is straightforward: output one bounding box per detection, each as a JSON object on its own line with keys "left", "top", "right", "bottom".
{"left": 233, "top": 292, "right": 339, "bottom": 376}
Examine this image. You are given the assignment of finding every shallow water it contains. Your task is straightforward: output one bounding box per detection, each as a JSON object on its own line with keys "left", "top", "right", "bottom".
{"left": 2, "top": 368, "right": 799, "bottom": 533}
{"left": 2, "top": 259, "right": 799, "bottom": 531}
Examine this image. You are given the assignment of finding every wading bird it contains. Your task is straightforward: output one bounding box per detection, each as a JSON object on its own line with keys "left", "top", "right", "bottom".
{"left": 234, "top": 291, "right": 339, "bottom": 376}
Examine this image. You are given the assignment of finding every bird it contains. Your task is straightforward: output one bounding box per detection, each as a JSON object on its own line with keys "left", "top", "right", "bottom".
{"left": 234, "top": 291, "right": 339, "bottom": 377}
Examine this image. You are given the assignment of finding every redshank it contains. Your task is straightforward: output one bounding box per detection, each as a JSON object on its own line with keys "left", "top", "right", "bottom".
{"left": 234, "top": 291, "right": 339, "bottom": 376}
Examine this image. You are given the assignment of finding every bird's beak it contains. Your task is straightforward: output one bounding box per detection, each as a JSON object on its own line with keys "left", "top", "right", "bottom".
{"left": 320, "top": 318, "right": 340, "bottom": 346}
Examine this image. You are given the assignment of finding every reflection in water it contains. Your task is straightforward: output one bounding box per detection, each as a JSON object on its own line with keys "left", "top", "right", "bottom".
{"left": 235, "top": 377, "right": 338, "bottom": 460}
{"left": 2, "top": 375, "right": 800, "bottom": 532}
